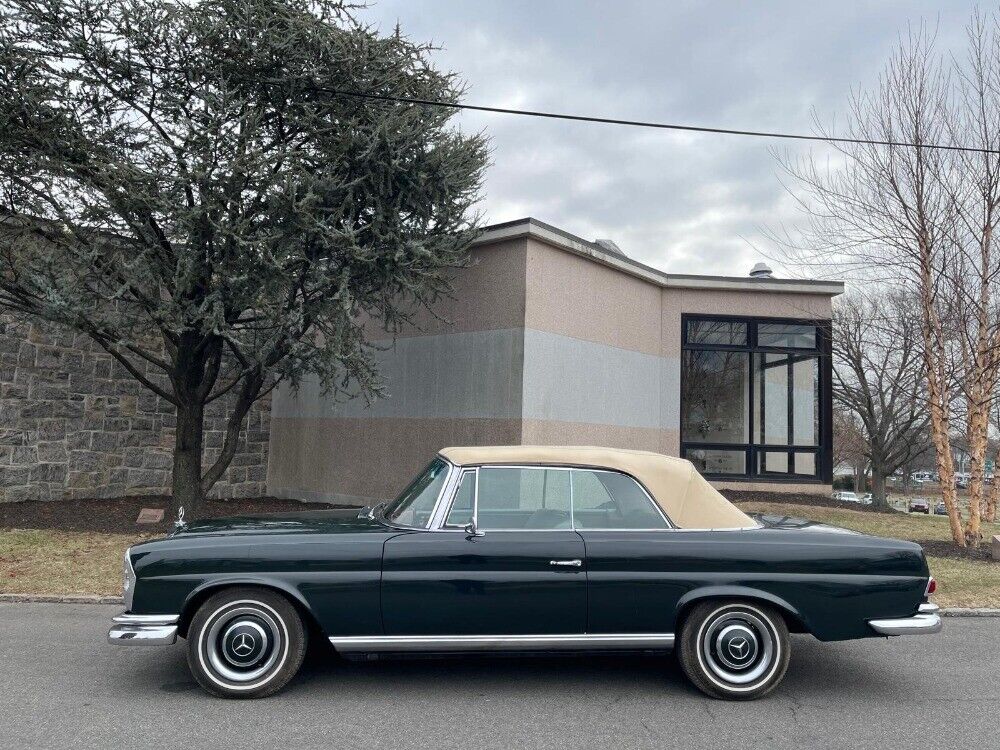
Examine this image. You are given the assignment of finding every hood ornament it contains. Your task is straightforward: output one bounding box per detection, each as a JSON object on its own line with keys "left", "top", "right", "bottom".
{"left": 174, "top": 506, "right": 186, "bottom": 530}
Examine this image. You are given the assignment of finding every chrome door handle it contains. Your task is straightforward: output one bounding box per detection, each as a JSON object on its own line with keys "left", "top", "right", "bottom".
{"left": 550, "top": 559, "right": 582, "bottom": 567}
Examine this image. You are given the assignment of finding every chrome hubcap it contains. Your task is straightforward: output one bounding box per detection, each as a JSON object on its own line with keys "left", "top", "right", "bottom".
{"left": 700, "top": 609, "right": 775, "bottom": 685}
{"left": 203, "top": 605, "right": 284, "bottom": 684}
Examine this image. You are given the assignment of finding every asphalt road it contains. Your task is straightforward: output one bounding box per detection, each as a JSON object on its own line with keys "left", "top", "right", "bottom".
{"left": 0, "top": 603, "right": 996, "bottom": 750}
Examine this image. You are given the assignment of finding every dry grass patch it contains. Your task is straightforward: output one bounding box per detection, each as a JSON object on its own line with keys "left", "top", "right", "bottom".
{"left": 924, "top": 556, "right": 1000, "bottom": 608}
{"left": 0, "top": 528, "right": 144, "bottom": 596}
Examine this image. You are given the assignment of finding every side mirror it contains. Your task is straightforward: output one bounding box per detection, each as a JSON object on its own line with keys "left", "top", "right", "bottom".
{"left": 464, "top": 519, "right": 485, "bottom": 538}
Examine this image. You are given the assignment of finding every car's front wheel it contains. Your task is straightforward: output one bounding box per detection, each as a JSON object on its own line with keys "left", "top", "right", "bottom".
{"left": 678, "top": 600, "right": 790, "bottom": 700}
{"left": 186, "top": 587, "right": 307, "bottom": 698}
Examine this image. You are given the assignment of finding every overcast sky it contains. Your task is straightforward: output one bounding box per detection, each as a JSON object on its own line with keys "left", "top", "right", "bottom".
{"left": 363, "top": 0, "right": 976, "bottom": 278}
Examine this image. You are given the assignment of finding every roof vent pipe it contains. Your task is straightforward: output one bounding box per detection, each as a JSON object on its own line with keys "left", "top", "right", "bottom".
{"left": 749, "top": 262, "right": 773, "bottom": 279}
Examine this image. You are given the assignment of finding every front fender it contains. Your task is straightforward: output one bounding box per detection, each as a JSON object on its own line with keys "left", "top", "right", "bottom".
{"left": 177, "top": 575, "right": 321, "bottom": 636}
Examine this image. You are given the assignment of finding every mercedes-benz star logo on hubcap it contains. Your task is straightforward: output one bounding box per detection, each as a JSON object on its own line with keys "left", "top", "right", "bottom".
{"left": 232, "top": 632, "right": 255, "bottom": 656}
{"left": 728, "top": 637, "right": 749, "bottom": 660}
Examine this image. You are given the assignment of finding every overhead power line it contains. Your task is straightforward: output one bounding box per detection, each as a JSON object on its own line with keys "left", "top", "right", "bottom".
{"left": 325, "top": 88, "right": 1000, "bottom": 155}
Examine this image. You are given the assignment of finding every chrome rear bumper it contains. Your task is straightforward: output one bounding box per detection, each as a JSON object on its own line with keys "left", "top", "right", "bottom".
{"left": 869, "top": 603, "right": 942, "bottom": 636}
{"left": 108, "top": 613, "right": 180, "bottom": 645}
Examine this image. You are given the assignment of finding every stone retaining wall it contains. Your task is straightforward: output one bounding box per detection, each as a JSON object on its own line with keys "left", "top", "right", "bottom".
{"left": 0, "top": 314, "right": 269, "bottom": 502}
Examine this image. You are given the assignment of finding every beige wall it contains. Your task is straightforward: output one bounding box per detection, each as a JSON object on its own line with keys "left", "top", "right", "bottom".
{"left": 383, "top": 238, "right": 528, "bottom": 340}
{"left": 524, "top": 239, "right": 662, "bottom": 356}
{"left": 269, "top": 416, "right": 523, "bottom": 504}
{"left": 269, "top": 236, "right": 531, "bottom": 503}
{"left": 268, "top": 230, "right": 837, "bottom": 503}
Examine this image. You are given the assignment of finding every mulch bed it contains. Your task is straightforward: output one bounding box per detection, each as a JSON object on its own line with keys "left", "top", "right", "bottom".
{"left": 725, "top": 490, "right": 899, "bottom": 514}
{"left": 915, "top": 539, "right": 999, "bottom": 562}
{"left": 0, "top": 495, "right": 354, "bottom": 535}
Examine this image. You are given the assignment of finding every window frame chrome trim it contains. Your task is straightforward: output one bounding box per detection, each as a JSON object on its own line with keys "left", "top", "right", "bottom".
{"left": 428, "top": 462, "right": 674, "bottom": 532}
{"left": 385, "top": 458, "right": 459, "bottom": 530}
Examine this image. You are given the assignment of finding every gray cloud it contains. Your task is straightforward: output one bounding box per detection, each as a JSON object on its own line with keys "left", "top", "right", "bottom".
{"left": 367, "top": 0, "right": 975, "bottom": 276}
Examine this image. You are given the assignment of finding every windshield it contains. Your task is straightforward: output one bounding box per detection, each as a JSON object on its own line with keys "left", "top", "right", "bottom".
{"left": 382, "top": 458, "right": 450, "bottom": 527}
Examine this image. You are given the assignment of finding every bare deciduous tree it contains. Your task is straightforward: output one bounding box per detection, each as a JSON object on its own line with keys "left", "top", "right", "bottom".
{"left": 832, "top": 405, "right": 869, "bottom": 493}
{"left": 773, "top": 17, "right": 1000, "bottom": 546}
{"left": 832, "top": 292, "right": 930, "bottom": 510}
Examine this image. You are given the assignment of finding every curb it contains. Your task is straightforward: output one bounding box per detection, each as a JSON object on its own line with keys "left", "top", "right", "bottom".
{"left": 1, "top": 593, "right": 998, "bottom": 616}
{"left": 0, "top": 593, "right": 124, "bottom": 605}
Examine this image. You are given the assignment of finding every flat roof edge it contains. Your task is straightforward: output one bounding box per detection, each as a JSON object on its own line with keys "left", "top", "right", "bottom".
{"left": 473, "top": 218, "right": 845, "bottom": 296}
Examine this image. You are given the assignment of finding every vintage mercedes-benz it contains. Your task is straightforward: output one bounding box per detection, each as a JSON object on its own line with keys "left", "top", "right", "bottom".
{"left": 109, "top": 446, "right": 940, "bottom": 700}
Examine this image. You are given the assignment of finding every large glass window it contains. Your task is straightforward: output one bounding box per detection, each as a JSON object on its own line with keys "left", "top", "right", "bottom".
{"left": 680, "top": 350, "right": 750, "bottom": 443}
{"left": 681, "top": 317, "right": 826, "bottom": 481}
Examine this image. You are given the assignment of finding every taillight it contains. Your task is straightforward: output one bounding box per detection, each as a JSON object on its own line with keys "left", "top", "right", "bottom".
{"left": 925, "top": 577, "right": 937, "bottom": 595}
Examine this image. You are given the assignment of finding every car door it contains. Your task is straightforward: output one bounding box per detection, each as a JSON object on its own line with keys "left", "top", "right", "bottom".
{"left": 381, "top": 466, "right": 587, "bottom": 636}
{"left": 571, "top": 468, "right": 687, "bottom": 633}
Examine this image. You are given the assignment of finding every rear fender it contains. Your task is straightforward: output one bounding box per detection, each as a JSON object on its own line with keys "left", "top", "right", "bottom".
{"left": 674, "top": 586, "right": 808, "bottom": 633}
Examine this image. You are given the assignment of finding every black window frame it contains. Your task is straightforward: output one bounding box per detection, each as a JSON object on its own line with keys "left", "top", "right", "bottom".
{"left": 680, "top": 313, "right": 833, "bottom": 484}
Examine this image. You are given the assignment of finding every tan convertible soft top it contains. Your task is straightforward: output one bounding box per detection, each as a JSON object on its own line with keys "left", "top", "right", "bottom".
{"left": 438, "top": 446, "right": 755, "bottom": 530}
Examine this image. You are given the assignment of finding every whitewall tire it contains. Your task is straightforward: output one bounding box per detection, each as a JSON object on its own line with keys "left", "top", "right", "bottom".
{"left": 186, "top": 587, "right": 307, "bottom": 698}
{"left": 678, "top": 600, "right": 790, "bottom": 700}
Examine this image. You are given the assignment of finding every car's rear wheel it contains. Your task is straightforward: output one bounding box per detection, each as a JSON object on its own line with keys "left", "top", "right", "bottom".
{"left": 186, "top": 587, "right": 307, "bottom": 698}
{"left": 678, "top": 600, "right": 790, "bottom": 700}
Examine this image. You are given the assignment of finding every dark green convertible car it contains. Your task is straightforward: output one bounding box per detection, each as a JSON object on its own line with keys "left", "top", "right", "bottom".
{"left": 109, "top": 446, "right": 940, "bottom": 700}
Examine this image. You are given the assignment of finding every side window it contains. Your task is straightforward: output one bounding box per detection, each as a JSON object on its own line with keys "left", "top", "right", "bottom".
{"left": 445, "top": 470, "right": 476, "bottom": 527}
{"left": 476, "top": 468, "right": 571, "bottom": 530}
{"left": 571, "top": 470, "right": 668, "bottom": 529}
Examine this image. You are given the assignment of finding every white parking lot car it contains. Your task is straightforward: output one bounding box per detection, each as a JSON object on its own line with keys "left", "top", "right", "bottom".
{"left": 832, "top": 491, "right": 861, "bottom": 503}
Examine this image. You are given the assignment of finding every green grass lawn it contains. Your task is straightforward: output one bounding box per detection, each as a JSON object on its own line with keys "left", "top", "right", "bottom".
{"left": 740, "top": 501, "right": 1000, "bottom": 608}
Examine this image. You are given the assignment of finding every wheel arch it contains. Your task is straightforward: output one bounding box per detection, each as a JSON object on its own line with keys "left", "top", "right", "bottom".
{"left": 177, "top": 578, "right": 323, "bottom": 639}
{"left": 674, "top": 586, "right": 809, "bottom": 634}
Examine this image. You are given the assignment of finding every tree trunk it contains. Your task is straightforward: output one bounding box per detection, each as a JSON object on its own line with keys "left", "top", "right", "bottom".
{"left": 919, "top": 261, "right": 964, "bottom": 546}
{"left": 987, "top": 446, "right": 1000, "bottom": 524}
{"left": 870, "top": 470, "right": 890, "bottom": 511}
{"left": 965, "top": 396, "right": 987, "bottom": 546}
{"left": 172, "top": 400, "right": 205, "bottom": 519}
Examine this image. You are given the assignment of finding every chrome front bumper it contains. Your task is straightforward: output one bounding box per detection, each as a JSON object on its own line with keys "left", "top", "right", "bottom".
{"left": 108, "top": 613, "right": 180, "bottom": 645}
{"left": 869, "top": 603, "right": 942, "bottom": 636}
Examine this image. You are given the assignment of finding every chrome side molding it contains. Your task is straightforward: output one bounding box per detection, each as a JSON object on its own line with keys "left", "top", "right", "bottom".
{"left": 328, "top": 632, "right": 676, "bottom": 653}
{"left": 869, "top": 603, "right": 942, "bottom": 636}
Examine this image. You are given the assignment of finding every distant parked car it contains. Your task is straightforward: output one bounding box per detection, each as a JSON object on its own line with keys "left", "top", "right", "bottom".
{"left": 909, "top": 498, "right": 931, "bottom": 514}
{"left": 934, "top": 502, "right": 947, "bottom": 516}
{"left": 860, "top": 493, "right": 874, "bottom": 505}
{"left": 833, "top": 491, "right": 861, "bottom": 503}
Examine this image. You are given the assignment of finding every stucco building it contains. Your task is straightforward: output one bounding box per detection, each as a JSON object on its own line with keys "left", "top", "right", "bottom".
{"left": 268, "top": 218, "right": 843, "bottom": 505}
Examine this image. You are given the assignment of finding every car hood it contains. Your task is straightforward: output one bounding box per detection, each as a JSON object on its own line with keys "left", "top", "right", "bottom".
{"left": 170, "top": 507, "right": 389, "bottom": 537}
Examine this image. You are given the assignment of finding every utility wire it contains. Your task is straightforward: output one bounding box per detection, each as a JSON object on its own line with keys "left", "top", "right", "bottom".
{"left": 324, "top": 88, "right": 1000, "bottom": 155}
